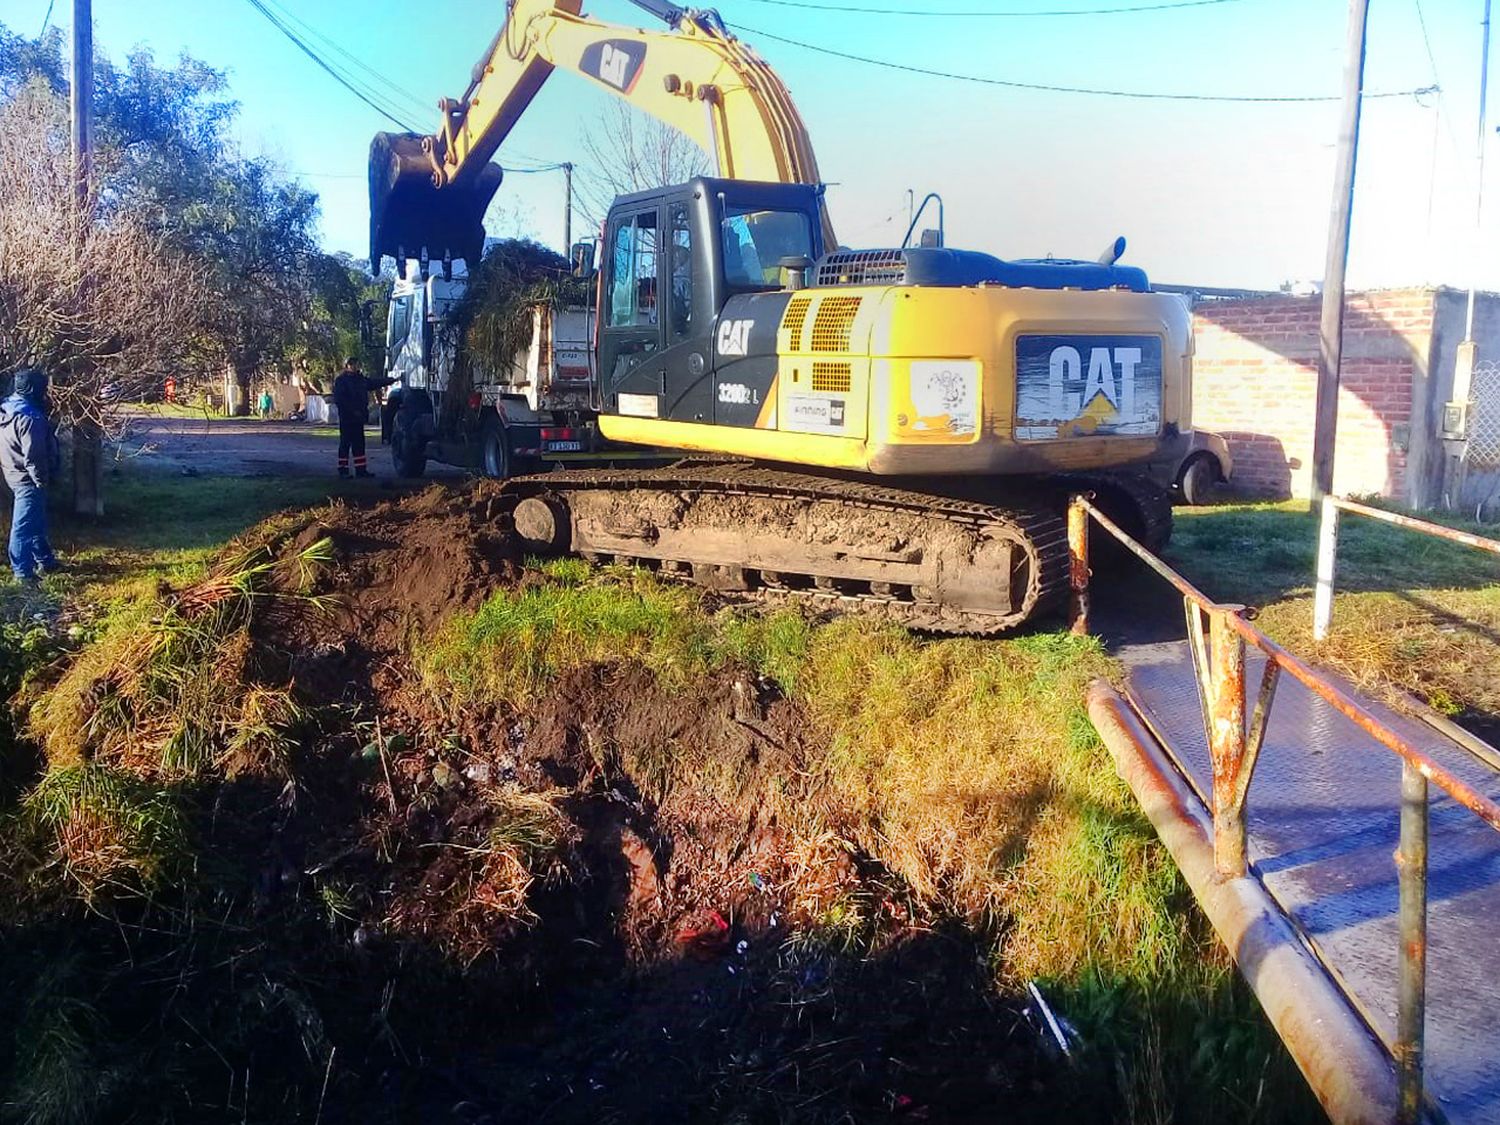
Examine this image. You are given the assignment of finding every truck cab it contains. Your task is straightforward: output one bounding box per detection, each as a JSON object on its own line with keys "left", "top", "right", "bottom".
{"left": 381, "top": 267, "right": 602, "bottom": 478}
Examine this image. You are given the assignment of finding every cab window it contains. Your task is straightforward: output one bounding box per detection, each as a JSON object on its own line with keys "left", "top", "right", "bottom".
{"left": 388, "top": 294, "right": 413, "bottom": 349}
{"left": 607, "top": 210, "right": 660, "bottom": 328}
{"left": 721, "top": 205, "right": 813, "bottom": 292}
{"left": 668, "top": 203, "right": 693, "bottom": 341}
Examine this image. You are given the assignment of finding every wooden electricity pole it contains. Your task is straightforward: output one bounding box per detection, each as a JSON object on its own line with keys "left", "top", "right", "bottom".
{"left": 1310, "top": 0, "right": 1371, "bottom": 503}
{"left": 70, "top": 0, "right": 104, "bottom": 516}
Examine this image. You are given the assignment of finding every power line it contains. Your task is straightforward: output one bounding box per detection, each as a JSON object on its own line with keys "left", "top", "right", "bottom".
{"left": 241, "top": 0, "right": 420, "bottom": 131}
{"left": 259, "top": 0, "right": 433, "bottom": 124}
{"left": 1412, "top": 0, "right": 1442, "bottom": 84}
{"left": 734, "top": 0, "right": 1241, "bottom": 15}
{"left": 730, "top": 20, "right": 1439, "bottom": 102}
{"left": 1408, "top": 0, "right": 1463, "bottom": 162}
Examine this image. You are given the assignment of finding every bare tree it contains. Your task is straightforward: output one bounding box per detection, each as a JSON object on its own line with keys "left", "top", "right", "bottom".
{"left": 575, "top": 101, "right": 709, "bottom": 231}
{"left": 0, "top": 80, "right": 201, "bottom": 432}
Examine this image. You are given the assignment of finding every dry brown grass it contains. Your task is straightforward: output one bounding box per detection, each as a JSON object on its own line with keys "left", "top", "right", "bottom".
{"left": 1170, "top": 501, "right": 1500, "bottom": 730}
{"left": 1257, "top": 589, "right": 1500, "bottom": 720}
{"left": 381, "top": 784, "right": 575, "bottom": 964}
{"left": 14, "top": 765, "right": 189, "bottom": 901}
{"left": 24, "top": 539, "right": 329, "bottom": 781}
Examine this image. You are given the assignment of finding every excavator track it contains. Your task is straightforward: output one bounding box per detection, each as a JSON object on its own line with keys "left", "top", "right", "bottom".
{"left": 1053, "top": 470, "right": 1175, "bottom": 552}
{"left": 500, "top": 462, "right": 1073, "bottom": 635}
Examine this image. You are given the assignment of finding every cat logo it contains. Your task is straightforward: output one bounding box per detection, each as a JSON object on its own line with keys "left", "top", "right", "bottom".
{"left": 1013, "top": 333, "right": 1163, "bottom": 442}
{"left": 581, "top": 40, "right": 645, "bottom": 94}
{"left": 716, "top": 318, "right": 754, "bottom": 358}
{"left": 1047, "top": 345, "right": 1144, "bottom": 420}
{"left": 599, "top": 44, "right": 630, "bottom": 88}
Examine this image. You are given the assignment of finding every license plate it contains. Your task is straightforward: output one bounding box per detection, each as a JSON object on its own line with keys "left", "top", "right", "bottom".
{"left": 1014, "top": 334, "right": 1163, "bottom": 441}
{"left": 545, "top": 440, "right": 583, "bottom": 453}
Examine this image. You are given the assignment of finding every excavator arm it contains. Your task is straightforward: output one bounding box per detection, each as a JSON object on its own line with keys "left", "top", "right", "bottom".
{"left": 369, "top": 0, "right": 830, "bottom": 273}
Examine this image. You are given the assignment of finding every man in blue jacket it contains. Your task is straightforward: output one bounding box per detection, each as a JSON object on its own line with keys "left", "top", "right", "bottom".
{"left": 330, "top": 356, "right": 393, "bottom": 478}
{"left": 1, "top": 368, "right": 62, "bottom": 585}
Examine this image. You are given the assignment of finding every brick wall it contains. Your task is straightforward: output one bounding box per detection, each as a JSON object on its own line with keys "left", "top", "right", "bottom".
{"left": 1190, "top": 289, "right": 1432, "bottom": 500}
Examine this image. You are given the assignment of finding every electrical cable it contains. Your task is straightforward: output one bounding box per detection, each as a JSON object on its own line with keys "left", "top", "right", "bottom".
{"left": 251, "top": 0, "right": 562, "bottom": 171}
{"left": 38, "top": 0, "right": 55, "bottom": 35}
{"left": 1412, "top": 0, "right": 1463, "bottom": 155}
{"left": 259, "top": 0, "right": 433, "bottom": 123}
{"left": 733, "top": 0, "right": 1241, "bottom": 16}
{"left": 241, "top": 0, "right": 420, "bottom": 130}
{"left": 729, "top": 20, "right": 1439, "bottom": 102}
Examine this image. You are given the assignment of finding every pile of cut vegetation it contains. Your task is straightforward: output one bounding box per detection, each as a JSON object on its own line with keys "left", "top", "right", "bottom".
{"left": 0, "top": 483, "right": 1320, "bottom": 1124}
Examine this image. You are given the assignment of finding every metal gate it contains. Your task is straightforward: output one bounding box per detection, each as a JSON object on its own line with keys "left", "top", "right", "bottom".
{"left": 1462, "top": 358, "right": 1500, "bottom": 518}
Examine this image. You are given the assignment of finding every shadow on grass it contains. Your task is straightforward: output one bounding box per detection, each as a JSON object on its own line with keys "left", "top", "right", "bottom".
{"left": 1396, "top": 589, "right": 1500, "bottom": 650}
{"left": 0, "top": 758, "right": 1058, "bottom": 1125}
{"left": 1167, "top": 501, "right": 1500, "bottom": 608}
{"left": 0, "top": 776, "right": 1324, "bottom": 1125}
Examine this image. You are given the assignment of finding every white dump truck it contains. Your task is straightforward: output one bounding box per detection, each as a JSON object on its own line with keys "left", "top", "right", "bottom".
{"left": 380, "top": 269, "right": 615, "bottom": 478}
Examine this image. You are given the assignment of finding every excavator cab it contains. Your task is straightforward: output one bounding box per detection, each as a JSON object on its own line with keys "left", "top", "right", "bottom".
{"left": 599, "top": 176, "right": 824, "bottom": 427}
{"left": 369, "top": 132, "right": 504, "bottom": 278}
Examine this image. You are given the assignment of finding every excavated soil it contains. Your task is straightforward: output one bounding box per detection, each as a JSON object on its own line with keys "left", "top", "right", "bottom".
{"left": 10, "top": 483, "right": 1076, "bottom": 1123}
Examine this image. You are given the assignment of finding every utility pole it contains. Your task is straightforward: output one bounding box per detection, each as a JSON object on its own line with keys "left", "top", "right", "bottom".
{"left": 70, "top": 0, "right": 103, "bottom": 516}
{"left": 1310, "top": 0, "right": 1370, "bottom": 503}
{"left": 562, "top": 162, "right": 574, "bottom": 251}
{"left": 1465, "top": 0, "right": 1493, "bottom": 343}
{"left": 1449, "top": 0, "right": 1494, "bottom": 506}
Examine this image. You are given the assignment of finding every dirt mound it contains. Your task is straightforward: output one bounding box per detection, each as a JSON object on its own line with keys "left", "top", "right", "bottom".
{"left": 275, "top": 482, "right": 521, "bottom": 652}
{"left": 3, "top": 482, "right": 1083, "bottom": 1123}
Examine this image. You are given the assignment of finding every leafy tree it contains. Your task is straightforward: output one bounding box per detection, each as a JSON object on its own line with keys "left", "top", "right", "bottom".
{"left": 0, "top": 79, "right": 200, "bottom": 423}
{"left": 292, "top": 252, "right": 393, "bottom": 391}
{"left": 0, "top": 21, "right": 380, "bottom": 413}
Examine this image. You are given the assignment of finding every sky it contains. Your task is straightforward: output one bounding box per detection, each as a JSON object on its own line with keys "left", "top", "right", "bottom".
{"left": 2, "top": 0, "right": 1495, "bottom": 292}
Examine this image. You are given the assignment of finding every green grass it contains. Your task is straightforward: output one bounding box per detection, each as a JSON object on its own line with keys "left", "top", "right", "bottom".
{"left": 418, "top": 562, "right": 813, "bottom": 712}
{"left": 0, "top": 477, "right": 1322, "bottom": 1120}
{"left": 14, "top": 764, "right": 190, "bottom": 900}
{"left": 0, "top": 473, "right": 351, "bottom": 626}
{"left": 1168, "top": 500, "right": 1500, "bottom": 726}
{"left": 1169, "top": 499, "right": 1500, "bottom": 606}
{"left": 417, "top": 567, "right": 1315, "bottom": 1120}
{"left": 124, "top": 401, "right": 223, "bottom": 419}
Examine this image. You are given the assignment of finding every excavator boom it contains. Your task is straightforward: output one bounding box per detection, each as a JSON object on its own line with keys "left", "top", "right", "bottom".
{"left": 369, "top": 0, "right": 830, "bottom": 272}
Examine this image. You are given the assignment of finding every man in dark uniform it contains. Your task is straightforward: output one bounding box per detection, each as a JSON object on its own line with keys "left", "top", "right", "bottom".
{"left": 331, "top": 357, "right": 394, "bottom": 478}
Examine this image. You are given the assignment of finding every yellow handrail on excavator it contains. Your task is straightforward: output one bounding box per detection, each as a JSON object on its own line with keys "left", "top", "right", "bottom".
{"left": 369, "top": 0, "right": 833, "bottom": 274}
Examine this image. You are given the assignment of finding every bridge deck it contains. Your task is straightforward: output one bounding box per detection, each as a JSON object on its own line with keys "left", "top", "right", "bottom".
{"left": 1121, "top": 639, "right": 1500, "bottom": 1124}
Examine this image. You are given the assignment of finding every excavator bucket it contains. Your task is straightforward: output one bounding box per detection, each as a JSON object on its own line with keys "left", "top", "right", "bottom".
{"left": 368, "top": 132, "right": 504, "bottom": 275}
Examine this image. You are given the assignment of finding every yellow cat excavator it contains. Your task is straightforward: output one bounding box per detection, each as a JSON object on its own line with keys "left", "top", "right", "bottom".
{"left": 368, "top": 0, "right": 1192, "bottom": 633}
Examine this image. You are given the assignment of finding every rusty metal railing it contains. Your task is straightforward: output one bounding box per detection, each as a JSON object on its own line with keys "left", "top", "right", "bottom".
{"left": 1068, "top": 493, "right": 1500, "bottom": 1125}
{"left": 1314, "top": 495, "right": 1500, "bottom": 642}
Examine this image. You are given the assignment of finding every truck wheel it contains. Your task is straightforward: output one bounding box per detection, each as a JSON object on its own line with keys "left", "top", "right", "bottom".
{"left": 481, "top": 418, "right": 511, "bottom": 479}
{"left": 391, "top": 416, "right": 427, "bottom": 478}
{"left": 1179, "top": 453, "right": 1219, "bottom": 506}
{"left": 392, "top": 394, "right": 432, "bottom": 478}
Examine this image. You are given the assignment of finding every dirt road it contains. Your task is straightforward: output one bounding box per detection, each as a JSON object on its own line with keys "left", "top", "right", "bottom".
{"left": 111, "top": 410, "right": 463, "bottom": 479}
